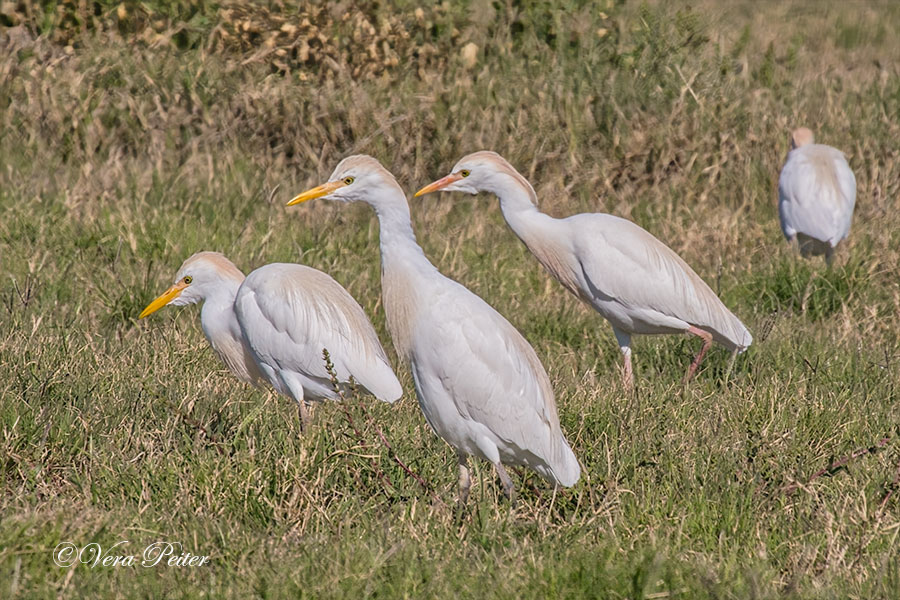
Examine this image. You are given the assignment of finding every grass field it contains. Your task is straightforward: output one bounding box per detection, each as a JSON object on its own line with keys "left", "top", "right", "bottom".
{"left": 2, "top": 1, "right": 900, "bottom": 597}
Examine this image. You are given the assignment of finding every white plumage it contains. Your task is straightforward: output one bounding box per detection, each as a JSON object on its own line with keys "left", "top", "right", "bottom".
{"left": 288, "top": 155, "right": 580, "bottom": 503}
{"left": 139, "top": 252, "right": 263, "bottom": 385}
{"left": 140, "top": 252, "right": 402, "bottom": 426}
{"left": 416, "top": 151, "right": 752, "bottom": 387}
{"left": 406, "top": 278, "right": 579, "bottom": 489}
{"left": 778, "top": 127, "right": 856, "bottom": 263}
{"left": 233, "top": 263, "right": 403, "bottom": 405}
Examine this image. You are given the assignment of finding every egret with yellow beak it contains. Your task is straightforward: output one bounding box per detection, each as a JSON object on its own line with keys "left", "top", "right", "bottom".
{"left": 140, "top": 252, "right": 402, "bottom": 425}
{"left": 416, "top": 151, "right": 752, "bottom": 388}
{"left": 288, "top": 156, "right": 580, "bottom": 503}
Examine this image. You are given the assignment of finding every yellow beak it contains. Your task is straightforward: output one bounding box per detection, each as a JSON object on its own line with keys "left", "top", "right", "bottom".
{"left": 414, "top": 173, "right": 463, "bottom": 197}
{"left": 287, "top": 181, "right": 346, "bottom": 206}
{"left": 139, "top": 281, "right": 188, "bottom": 319}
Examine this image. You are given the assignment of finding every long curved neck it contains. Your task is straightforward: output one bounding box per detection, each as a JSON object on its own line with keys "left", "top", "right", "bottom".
{"left": 370, "top": 190, "right": 435, "bottom": 276}
{"left": 487, "top": 171, "right": 558, "bottom": 249}
{"left": 487, "top": 170, "right": 584, "bottom": 299}
{"left": 368, "top": 188, "right": 437, "bottom": 361}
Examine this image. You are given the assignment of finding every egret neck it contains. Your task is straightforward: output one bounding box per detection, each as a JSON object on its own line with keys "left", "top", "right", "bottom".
{"left": 199, "top": 275, "right": 244, "bottom": 353}
{"left": 485, "top": 169, "right": 582, "bottom": 299}
{"left": 368, "top": 185, "right": 437, "bottom": 361}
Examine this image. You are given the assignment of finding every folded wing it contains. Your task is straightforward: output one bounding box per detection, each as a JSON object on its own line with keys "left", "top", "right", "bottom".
{"left": 234, "top": 263, "right": 402, "bottom": 402}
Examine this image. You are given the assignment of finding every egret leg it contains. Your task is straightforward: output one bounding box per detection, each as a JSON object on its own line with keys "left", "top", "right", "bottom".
{"left": 723, "top": 347, "right": 738, "bottom": 386}
{"left": 825, "top": 245, "right": 835, "bottom": 268}
{"left": 494, "top": 462, "right": 516, "bottom": 506}
{"left": 297, "top": 401, "right": 310, "bottom": 432}
{"left": 281, "top": 376, "right": 311, "bottom": 433}
{"left": 800, "top": 271, "right": 818, "bottom": 313}
{"left": 458, "top": 454, "right": 471, "bottom": 505}
{"left": 684, "top": 326, "right": 713, "bottom": 384}
{"left": 613, "top": 328, "right": 634, "bottom": 390}
{"left": 797, "top": 234, "right": 815, "bottom": 258}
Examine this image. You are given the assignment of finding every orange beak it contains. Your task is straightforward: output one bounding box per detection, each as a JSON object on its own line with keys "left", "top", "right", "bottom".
{"left": 414, "top": 173, "right": 464, "bottom": 197}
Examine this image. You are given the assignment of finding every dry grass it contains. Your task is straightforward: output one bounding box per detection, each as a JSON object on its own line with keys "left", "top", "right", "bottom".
{"left": 2, "top": 1, "right": 900, "bottom": 597}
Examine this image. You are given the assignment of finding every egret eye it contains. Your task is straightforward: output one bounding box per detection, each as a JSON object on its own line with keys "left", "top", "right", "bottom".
{"left": 460, "top": 170, "right": 471, "bottom": 177}
{"left": 343, "top": 176, "right": 355, "bottom": 185}
{"left": 184, "top": 276, "right": 193, "bottom": 284}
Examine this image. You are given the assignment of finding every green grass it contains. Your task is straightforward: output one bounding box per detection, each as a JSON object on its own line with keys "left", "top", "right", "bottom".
{"left": 2, "top": 1, "right": 900, "bottom": 597}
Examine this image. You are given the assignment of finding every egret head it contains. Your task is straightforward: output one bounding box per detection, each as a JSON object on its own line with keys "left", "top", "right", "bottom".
{"left": 287, "top": 155, "right": 402, "bottom": 207}
{"left": 414, "top": 151, "right": 531, "bottom": 199}
{"left": 790, "top": 127, "right": 814, "bottom": 150}
{"left": 139, "top": 252, "right": 243, "bottom": 318}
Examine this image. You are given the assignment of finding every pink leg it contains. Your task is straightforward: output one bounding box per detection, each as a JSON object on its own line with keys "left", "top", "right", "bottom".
{"left": 684, "top": 326, "right": 713, "bottom": 384}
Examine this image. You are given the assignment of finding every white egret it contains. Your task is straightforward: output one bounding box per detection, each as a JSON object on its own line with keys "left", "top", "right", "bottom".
{"left": 140, "top": 252, "right": 263, "bottom": 385}
{"left": 416, "top": 151, "right": 752, "bottom": 388}
{"left": 288, "top": 156, "right": 580, "bottom": 503}
{"left": 140, "top": 251, "right": 402, "bottom": 425}
{"left": 778, "top": 127, "right": 856, "bottom": 264}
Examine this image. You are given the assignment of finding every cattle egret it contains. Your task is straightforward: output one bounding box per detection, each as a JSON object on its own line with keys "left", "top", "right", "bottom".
{"left": 416, "top": 151, "right": 752, "bottom": 388}
{"left": 778, "top": 127, "right": 856, "bottom": 264}
{"left": 288, "top": 156, "right": 580, "bottom": 503}
{"left": 140, "top": 251, "right": 402, "bottom": 425}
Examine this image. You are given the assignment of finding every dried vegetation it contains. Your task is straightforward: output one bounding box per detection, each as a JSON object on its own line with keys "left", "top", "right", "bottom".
{"left": 1, "top": 1, "right": 900, "bottom": 597}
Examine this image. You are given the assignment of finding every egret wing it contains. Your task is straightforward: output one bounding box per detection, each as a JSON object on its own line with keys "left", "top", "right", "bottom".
{"left": 832, "top": 152, "right": 856, "bottom": 242}
{"left": 234, "top": 264, "right": 401, "bottom": 401}
{"left": 413, "top": 283, "right": 561, "bottom": 454}
{"left": 779, "top": 146, "right": 856, "bottom": 245}
{"left": 570, "top": 214, "right": 751, "bottom": 349}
